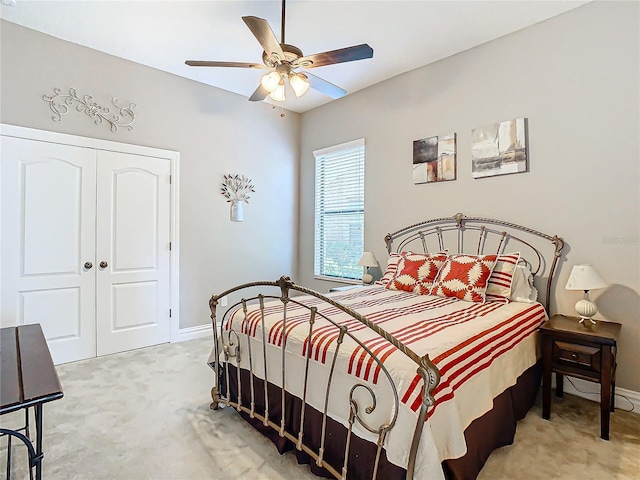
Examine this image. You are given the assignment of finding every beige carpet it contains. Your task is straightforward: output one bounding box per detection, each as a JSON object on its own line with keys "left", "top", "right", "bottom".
{"left": 1, "top": 337, "right": 638, "bottom": 480}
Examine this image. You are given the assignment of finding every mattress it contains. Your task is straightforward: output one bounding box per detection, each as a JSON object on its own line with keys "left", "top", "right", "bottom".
{"left": 213, "top": 285, "right": 547, "bottom": 479}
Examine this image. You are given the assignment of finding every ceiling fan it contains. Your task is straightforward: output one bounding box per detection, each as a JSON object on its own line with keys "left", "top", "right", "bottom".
{"left": 185, "top": 0, "right": 373, "bottom": 103}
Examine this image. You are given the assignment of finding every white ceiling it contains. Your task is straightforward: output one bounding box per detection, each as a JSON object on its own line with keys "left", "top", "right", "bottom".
{"left": 1, "top": 0, "right": 589, "bottom": 113}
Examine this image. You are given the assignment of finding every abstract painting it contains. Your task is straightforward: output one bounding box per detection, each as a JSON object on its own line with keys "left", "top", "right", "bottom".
{"left": 471, "top": 118, "right": 528, "bottom": 178}
{"left": 413, "top": 133, "right": 456, "bottom": 184}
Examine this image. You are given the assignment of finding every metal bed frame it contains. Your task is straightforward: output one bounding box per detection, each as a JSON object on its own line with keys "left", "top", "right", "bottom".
{"left": 208, "top": 213, "right": 564, "bottom": 480}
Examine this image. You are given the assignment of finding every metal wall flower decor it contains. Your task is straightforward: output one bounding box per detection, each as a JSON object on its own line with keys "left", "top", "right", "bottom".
{"left": 221, "top": 174, "right": 255, "bottom": 222}
{"left": 42, "top": 87, "right": 136, "bottom": 133}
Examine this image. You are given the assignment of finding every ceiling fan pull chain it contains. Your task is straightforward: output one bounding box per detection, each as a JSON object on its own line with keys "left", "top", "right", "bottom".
{"left": 272, "top": 104, "right": 285, "bottom": 118}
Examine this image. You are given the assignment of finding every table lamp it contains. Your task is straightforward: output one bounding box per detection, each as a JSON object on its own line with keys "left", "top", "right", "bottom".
{"left": 565, "top": 264, "right": 607, "bottom": 326}
{"left": 358, "top": 252, "right": 379, "bottom": 285}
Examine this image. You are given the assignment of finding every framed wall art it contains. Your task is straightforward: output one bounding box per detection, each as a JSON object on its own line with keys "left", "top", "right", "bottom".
{"left": 412, "top": 133, "right": 456, "bottom": 184}
{"left": 471, "top": 117, "right": 528, "bottom": 179}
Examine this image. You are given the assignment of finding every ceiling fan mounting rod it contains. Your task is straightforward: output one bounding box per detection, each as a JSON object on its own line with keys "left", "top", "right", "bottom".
{"left": 281, "top": 0, "right": 286, "bottom": 45}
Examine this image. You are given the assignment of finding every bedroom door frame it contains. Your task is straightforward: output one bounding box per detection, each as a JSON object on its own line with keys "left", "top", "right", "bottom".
{"left": 0, "top": 123, "right": 182, "bottom": 344}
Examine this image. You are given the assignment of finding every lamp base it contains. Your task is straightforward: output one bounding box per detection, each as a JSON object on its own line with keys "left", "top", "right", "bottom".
{"left": 362, "top": 273, "right": 374, "bottom": 285}
{"left": 574, "top": 297, "right": 597, "bottom": 327}
{"left": 578, "top": 316, "right": 597, "bottom": 327}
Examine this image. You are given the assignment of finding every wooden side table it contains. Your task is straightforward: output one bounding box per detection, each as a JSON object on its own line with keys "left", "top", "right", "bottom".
{"left": 1, "top": 324, "right": 64, "bottom": 480}
{"left": 540, "top": 314, "right": 621, "bottom": 440}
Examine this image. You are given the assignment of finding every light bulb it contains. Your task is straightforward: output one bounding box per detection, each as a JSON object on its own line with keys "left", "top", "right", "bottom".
{"left": 289, "top": 73, "right": 310, "bottom": 97}
{"left": 261, "top": 71, "right": 281, "bottom": 93}
{"left": 268, "top": 80, "right": 286, "bottom": 102}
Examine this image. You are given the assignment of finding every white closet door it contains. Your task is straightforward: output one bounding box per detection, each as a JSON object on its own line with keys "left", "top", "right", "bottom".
{"left": 0, "top": 137, "right": 97, "bottom": 364}
{"left": 95, "top": 151, "right": 171, "bottom": 356}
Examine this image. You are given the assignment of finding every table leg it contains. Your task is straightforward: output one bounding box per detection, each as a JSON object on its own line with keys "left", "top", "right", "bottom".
{"left": 6, "top": 434, "right": 11, "bottom": 480}
{"left": 600, "top": 345, "right": 612, "bottom": 440}
{"left": 542, "top": 337, "right": 552, "bottom": 420}
{"left": 25, "top": 408, "right": 30, "bottom": 441}
{"left": 611, "top": 378, "right": 616, "bottom": 412}
{"left": 35, "top": 405, "right": 43, "bottom": 480}
{"left": 0, "top": 428, "right": 37, "bottom": 480}
{"left": 556, "top": 373, "right": 564, "bottom": 398}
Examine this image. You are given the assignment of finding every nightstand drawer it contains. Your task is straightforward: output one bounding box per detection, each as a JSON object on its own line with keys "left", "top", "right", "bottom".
{"left": 553, "top": 341, "right": 600, "bottom": 372}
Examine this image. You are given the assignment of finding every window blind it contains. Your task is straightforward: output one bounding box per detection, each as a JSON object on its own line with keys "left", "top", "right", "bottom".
{"left": 314, "top": 139, "right": 365, "bottom": 281}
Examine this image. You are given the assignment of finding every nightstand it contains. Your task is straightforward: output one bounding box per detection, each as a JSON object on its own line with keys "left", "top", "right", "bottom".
{"left": 541, "top": 314, "right": 621, "bottom": 440}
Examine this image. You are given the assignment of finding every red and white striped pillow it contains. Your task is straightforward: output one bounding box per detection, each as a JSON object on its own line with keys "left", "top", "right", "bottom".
{"left": 375, "top": 252, "right": 404, "bottom": 287}
{"left": 485, "top": 252, "right": 521, "bottom": 303}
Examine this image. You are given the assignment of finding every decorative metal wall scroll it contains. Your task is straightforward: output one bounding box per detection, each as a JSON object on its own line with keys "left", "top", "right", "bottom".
{"left": 42, "top": 88, "right": 136, "bottom": 133}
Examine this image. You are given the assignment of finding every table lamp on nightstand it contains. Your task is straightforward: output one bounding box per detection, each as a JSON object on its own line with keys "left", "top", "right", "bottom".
{"left": 358, "top": 251, "right": 379, "bottom": 285}
{"left": 565, "top": 264, "right": 608, "bottom": 326}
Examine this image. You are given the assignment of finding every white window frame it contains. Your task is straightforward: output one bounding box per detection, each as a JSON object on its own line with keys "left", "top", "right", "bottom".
{"left": 313, "top": 138, "right": 365, "bottom": 283}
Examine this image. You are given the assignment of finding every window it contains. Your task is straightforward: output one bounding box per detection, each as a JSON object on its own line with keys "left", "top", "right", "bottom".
{"left": 314, "top": 139, "right": 365, "bottom": 281}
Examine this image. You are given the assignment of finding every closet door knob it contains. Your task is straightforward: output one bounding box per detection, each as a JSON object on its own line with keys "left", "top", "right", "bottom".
{"left": 84, "top": 262, "right": 93, "bottom": 269}
{"left": 100, "top": 261, "right": 108, "bottom": 269}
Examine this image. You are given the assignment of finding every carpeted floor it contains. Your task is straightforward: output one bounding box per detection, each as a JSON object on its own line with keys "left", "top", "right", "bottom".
{"left": 1, "top": 337, "right": 638, "bottom": 479}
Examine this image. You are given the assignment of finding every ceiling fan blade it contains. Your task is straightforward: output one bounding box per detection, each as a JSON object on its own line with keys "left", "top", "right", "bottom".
{"left": 298, "top": 44, "right": 373, "bottom": 69}
{"left": 248, "top": 83, "right": 270, "bottom": 102}
{"left": 242, "top": 16, "right": 285, "bottom": 61}
{"left": 185, "top": 60, "right": 264, "bottom": 69}
{"left": 305, "top": 72, "right": 347, "bottom": 99}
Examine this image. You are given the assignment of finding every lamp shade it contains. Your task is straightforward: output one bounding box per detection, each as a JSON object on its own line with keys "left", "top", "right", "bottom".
{"left": 565, "top": 264, "right": 607, "bottom": 291}
{"left": 290, "top": 72, "right": 310, "bottom": 97}
{"left": 358, "top": 251, "right": 379, "bottom": 268}
{"left": 261, "top": 71, "right": 281, "bottom": 93}
{"left": 268, "top": 80, "right": 286, "bottom": 102}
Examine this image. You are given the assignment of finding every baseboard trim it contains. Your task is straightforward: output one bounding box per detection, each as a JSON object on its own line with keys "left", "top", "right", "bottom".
{"left": 174, "top": 324, "right": 212, "bottom": 342}
{"left": 557, "top": 375, "right": 640, "bottom": 415}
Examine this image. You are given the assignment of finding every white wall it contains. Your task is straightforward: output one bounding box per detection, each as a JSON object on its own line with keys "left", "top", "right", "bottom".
{"left": 0, "top": 20, "right": 300, "bottom": 330}
{"left": 298, "top": 2, "right": 640, "bottom": 392}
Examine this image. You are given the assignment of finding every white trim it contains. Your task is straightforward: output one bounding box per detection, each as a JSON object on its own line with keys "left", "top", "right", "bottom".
{"left": 1, "top": 123, "right": 181, "bottom": 346}
{"left": 554, "top": 374, "right": 640, "bottom": 415}
{"left": 1, "top": 124, "right": 176, "bottom": 159}
{"left": 314, "top": 275, "right": 362, "bottom": 285}
{"left": 176, "top": 323, "right": 213, "bottom": 342}
{"left": 313, "top": 137, "right": 365, "bottom": 158}
{"left": 169, "top": 154, "right": 181, "bottom": 343}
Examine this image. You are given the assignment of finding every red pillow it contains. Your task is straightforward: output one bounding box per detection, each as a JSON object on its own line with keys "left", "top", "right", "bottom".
{"left": 386, "top": 252, "right": 448, "bottom": 295}
{"left": 430, "top": 254, "right": 498, "bottom": 303}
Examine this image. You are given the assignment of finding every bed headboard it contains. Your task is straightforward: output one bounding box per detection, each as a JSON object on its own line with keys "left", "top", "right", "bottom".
{"left": 384, "top": 213, "right": 565, "bottom": 313}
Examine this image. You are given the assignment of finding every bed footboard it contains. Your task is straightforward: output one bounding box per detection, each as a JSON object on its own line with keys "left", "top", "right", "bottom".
{"left": 208, "top": 276, "right": 440, "bottom": 480}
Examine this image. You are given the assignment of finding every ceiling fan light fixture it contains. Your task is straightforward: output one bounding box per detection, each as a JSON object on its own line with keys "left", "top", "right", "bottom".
{"left": 289, "top": 72, "right": 310, "bottom": 97}
{"left": 268, "top": 78, "right": 286, "bottom": 102}
{"left": 185, "top": 0, "right": 374, "bottom": 108}
{"left": 261, "top": 71, "right": 282, "bottom": 93}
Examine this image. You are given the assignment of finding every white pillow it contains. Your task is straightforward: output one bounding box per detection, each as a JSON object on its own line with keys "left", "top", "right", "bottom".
{"left": 510, "top": 264, "right": 539, "bottom": 303}
{"left": 374, "top": 252, "right": 403, "bottom": 287}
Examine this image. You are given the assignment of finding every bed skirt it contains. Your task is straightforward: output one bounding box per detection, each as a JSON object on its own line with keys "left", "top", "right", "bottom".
{"left": 220, "top": 361, "right": 542, "bottom": 480}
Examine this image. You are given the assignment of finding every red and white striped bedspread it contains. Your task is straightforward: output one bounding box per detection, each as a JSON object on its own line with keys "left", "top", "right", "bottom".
{"left": 217, "top": 285, "right": 547, "bottom": 479}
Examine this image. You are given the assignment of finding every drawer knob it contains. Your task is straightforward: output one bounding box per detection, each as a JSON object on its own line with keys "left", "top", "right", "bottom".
{"left": 571, "top": 352, "right": 578, "bottom": 360}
